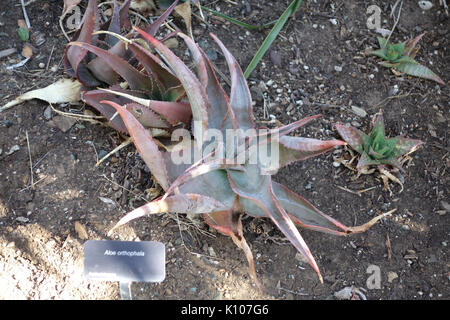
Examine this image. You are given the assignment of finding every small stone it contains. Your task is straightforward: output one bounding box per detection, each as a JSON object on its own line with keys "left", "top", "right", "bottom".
{"left": 43, "top": 105, "right": 52, "bottom": 119}
{"left": 39, "top": 62, "right": 45, "bottom": 69}
{"left": 418, "top": 1, "right": 433, "bottom": 10}
{"left": 351, "top": 105, "right": 367, "bottom": 117}
{"left": 16, "top": 216, "right": 29, "bottom": 223}
{"left": 329, "top": 18, "right": 338, "bottom": 25}
{"left": 387, "top": 271, "right": 398, "bottom": 283}
{"left": 295, "top": 252, "right": 308, "bottom": 264}
{"left": 52, "top": 115, "right": 76, "bottom": 132}
{"left": 332, "top": 161, "right": 341, "bottom": 167}
{"left": 334, "top": 65, "right": 343, "bottom": 72}
{"left": 208, "top": 246, "right": 217, "bottom": 257}
{"left": 440, "top": 201, "right": 450, "bottom": 213}
{"left": 205, "top": 48, "right": 217, "bottom": 61}
{"left": 270, "top": 50, "right": 282, "bottom": 67}
{"left": 402, "top": 225, "right": 410, "bottom": 231}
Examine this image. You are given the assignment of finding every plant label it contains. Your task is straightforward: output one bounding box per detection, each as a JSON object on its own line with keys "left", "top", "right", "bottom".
{"left": 83, "top": 240, "right": 165, "bottom": 282}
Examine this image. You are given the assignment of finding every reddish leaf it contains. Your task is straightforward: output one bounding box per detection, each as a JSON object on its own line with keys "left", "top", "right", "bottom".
{"left": 100, "top": 100, "right": 170, "bottom": 191}
{"left": 134, "top": 27, "right": 209, "bottom": 143}
{"left": 335, "top": 123, "right": 366, "bottom": 154}
{"left": 125, "top": 103, "right": 169, "bottom": 128}
{"left": 69, "top": 41, "right": 154, "bottom": 91}
{"left": 210, "top": 33, "right": 254, "bottom": 130}
{"left": 109, "top": 193, "right": 228, "bottom": 234}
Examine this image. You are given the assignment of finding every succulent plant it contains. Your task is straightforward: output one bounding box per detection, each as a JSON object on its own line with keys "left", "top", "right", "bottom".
{"left": 100, "top": 27, "right": 389, "bottom": 289}
{"left": 369, "top": 34, "right": 445, "bottom": 85}
{"left": 335, "top": 109, "right": 423, "bottom": 171}
{"left": 64, "top": 0, "right": 191, "bottom": 134}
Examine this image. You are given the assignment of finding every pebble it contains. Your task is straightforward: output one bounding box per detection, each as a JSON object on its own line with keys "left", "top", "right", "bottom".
{"left": 43, "top": 105, "right": 52, "bottom": 119}
{"left": 418, "top": 1, "right": 433, "bottom": 10}
{"left": 387, "top": 271, "right": 398, "bottom": 283}
{"left": 332, "top": 161, "right": 341, "bottom": 167}
{"left": 334, "top": 65, "right": 343, "bottom": 72}
{"left": 270, "top": 50, "right": 282, "bottom": 67}
{"left": 39, "top": 62, "right": 45, "bottom": 69}
{"left": 52, "top": 115, "right": 76, "bottom": 132}
{"left": 351, "top": 105, "right": 367, "bottom": 117}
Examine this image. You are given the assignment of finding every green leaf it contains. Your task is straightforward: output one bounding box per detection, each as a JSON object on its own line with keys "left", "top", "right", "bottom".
{"left": 200, "top": 5, "right": 277, "bottom": 31}
{"left": 377, "top": 36, "right": 388, "bottom": 49}
{"left": 392, "top": 42, "right": 405, "bottom": 55}
{"left": 394, "top": 62, "right": 445, "bottom": 85}
{"left": 244, "top": 0, "right": 303, "bottom": 78}
{"left": 17, "top": 27, "right": 29, "bottom": 41}
{"left": 370, "top": 48, "right": 389, "bottom": 60}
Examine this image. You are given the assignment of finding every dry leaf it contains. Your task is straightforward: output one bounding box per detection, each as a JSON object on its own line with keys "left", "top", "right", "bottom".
{"left": 21, "top": 45, "right": 33, "bottom": 58}
{"left": 62, "top": 0, "right": 82, "bottom": 17}
{"left": 0, "top": 78, "right": 82, "bottom": 113}
{"left": 74, "top": 221, "right": 89, "bottom": 240}
{"left": 175, "top": 1, "right": 193, "bottom": 38}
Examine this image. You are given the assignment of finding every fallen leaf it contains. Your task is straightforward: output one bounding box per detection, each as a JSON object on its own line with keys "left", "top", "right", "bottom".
{"left": 62, "top": 0, "right": 81, "bottom": 18}
{"left": 21, "top": 45, "right": 33, "bottom": 58}
{"left": 74, "top": 221, "right": 89, "bottom": 240}
{"left": 0, "top": 78, "right": 82, "bottom": 113}
{"left": 175, "top": 1, "right": 193, "bottom": 38}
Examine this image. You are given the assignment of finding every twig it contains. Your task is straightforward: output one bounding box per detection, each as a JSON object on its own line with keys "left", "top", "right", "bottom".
{"left": 25, "top": 130, "right": 34, "bottom": 190}
{"left": 385, "top": 0, "right": 403, "bottom": 45}
{"left": 95, "top": 137, "right": 132, "bottom": 167}
{"left": 46, "top": 44, "right": 55, "bottom": 71}
{"left": 20, "top": 0, "right": 31, "bottom": 29}
{"left": 386, "top": 233, "right": 392, "bottom": 261}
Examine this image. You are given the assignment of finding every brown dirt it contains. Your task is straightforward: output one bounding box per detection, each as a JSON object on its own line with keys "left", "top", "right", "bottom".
{"left": 0, "top": 0, "right": 448, "bottom": 300}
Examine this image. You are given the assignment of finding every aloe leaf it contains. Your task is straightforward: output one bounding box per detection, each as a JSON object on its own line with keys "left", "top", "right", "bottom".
{"left": 210, "top": 33, "right": 254, "bottom": 130}
{"left": 178, "top": 33, "right": 208, "bottom": 90}
{"left": 369, "top": 48, "right": 389, "bottom": 60}
{"left": 393, "top": 55, "right": 417, "bottom": 64}
{"left": 163, "top": 159, "right": 245, "bottom": 200}
{"left": 68, "top": 41, "right": 155, "bottom": 91}
{"left": 391, "top": 136, "right": 423, "bottom": 157}
{"left": 100, "top": 100, "right": 170, "bottom": 191}
{"left": 335, "top": 123, "right": 367, "bottom": 154}
{"left": 403, "top": 33, "right": 425, "bottom": 57}
{"left": 82, "top": 89, "right": 129, "bottom": 133}
{"left": 144, "top": 0, "right": 179, "bottom": 37}
{"left": 394, "top": 62, "right": 445, "bottom": 85}
{"left": 227, "top": 169, "right": 323, "bottom": 282}
{"left": 87, "top": 40, "right": 126, "bottom": 85}
{"left": 271, "top": 182, "right": 349, "bottom": 235}
{"left": 377, "top": 36, "right": 388, "bottom": 49}
{"left": 392, "top": 42, "right": 405, "bottom": 55}
{"left": 356, "top": 151, "right": 381, "bottom": 168}
{"left": 199, "top": 46, "right": 237, "bottom": 131}
{"left": 203, "top": 204, "right": 262, "bottom": 291}
{"left": 106, "top": 0, "right": 121, "bottom": 46}
{"left": 98, "top": 87, "right": 191, "bottom": 125}
{"left": 274, "top": 136, "right": 346, "bottom": 170}
{"left": 134, "top": 27, "right": 210, "bottom": 143}
{"left": 125, "top": 103, "right": 169, "bottom": 129}
{"left": 64, "top": 0, "right": 100, "bottom": 86}
{"left": 128, "top": 42, "right": 182, "bottom": 98}
{"left": 109, "top": 193, "right": 228, "bottom": 234}
{"left": 244, "top": 0, "right": 303, "bottom": 79}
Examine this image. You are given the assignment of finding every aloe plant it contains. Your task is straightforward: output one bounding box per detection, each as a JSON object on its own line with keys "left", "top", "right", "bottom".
{"left": 64, "top": 0, "right": 191, "bottom": 134}
{"left": 99, "top": 28, "right": 389, "bottom": 289}
{"left": 369, "top": 34, "right": 445, "bottom": 85}
{"left": 335, "top": 109, "right": 423, "bottom": 172}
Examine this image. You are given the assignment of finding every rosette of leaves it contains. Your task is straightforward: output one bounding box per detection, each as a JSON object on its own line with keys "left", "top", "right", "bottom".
{"left": 335, "top": 109, "right": 423, "bottom": 192}
{"left": 100, "top": 28, "right": 389, "bottom": 289}
{"left": 369, "top": 34, "right": 445, "bottom": 85}
{"left": 64, "top": 0, "right": 191, "bottom": 134}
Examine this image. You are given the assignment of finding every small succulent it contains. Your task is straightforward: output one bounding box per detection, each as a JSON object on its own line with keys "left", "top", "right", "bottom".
{"left": 65, "top": 0, "right": 191, "bottom": 134}
{"left": 335, "top": 109, "right": 423, "bottom": 192}
{"left": 102, "top": 28, "right": 389, "bottom": 289}
{"left": 369, "top": 34, "right": 445, "bottom": 85}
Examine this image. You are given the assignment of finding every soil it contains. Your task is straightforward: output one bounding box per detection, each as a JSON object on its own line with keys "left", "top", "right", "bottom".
{"left": 0, "top": 0, "right": 448, "bottom": 300}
